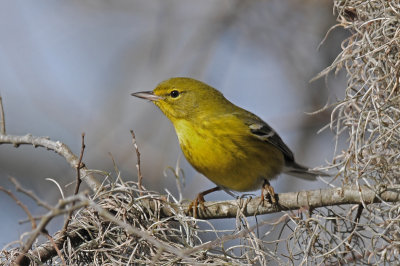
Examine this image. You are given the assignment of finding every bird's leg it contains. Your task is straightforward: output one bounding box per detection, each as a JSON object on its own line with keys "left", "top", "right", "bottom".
{"left": 260, "top": 179, "right": 277, "bottom": 205}
{"left": 188, "top": 186, "right": 221, "bottom": 218}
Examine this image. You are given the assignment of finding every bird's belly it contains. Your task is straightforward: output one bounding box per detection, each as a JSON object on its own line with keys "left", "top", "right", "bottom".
{"left": 178, "top": 130, "right": 284, "bottom": 192}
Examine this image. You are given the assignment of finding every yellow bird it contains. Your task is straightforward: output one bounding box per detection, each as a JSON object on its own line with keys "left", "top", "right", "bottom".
{"left": 132, "top": 77, "right": 326, "bottom": 210}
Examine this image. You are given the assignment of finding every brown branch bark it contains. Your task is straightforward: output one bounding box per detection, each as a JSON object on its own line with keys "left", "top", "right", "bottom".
{"left": 0, "top": 134, "right": 100, "bottom": 192}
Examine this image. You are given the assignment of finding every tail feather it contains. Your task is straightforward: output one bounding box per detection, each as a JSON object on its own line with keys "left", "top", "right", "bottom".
{"left": 283, "top": 162, "right": 329, "bottom": 180}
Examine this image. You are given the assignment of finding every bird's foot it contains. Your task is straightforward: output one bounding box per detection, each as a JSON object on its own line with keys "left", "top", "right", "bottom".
{"left": 187, "top": 186, "right": 221, "bottom": 218}
{"left": 188, "top": 194, "right": 206, "bottom": 218}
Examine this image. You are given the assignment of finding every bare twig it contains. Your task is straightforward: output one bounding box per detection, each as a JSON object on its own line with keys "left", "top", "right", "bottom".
{"left": 0, "top": 134, "right": 100, "bottom": 191}
{"left": 0, "top": 96, "right": 5, "bottom": 135}
{"left": 61, "top": 133, "right": 86, "bottom": 234}
{"left": 74, "top": 133, "right": 86, "bottom": 195}
{"left": 0, "top": 186, "right": 36, "bottom": 229}
{"left": 346, "top": 203, "right": 364, "bottom": 253}
{"left": 43, "top": 231, "right": 66, "bottom": 266}
{"left": 130, "top": 130, "right": 143, "bottom": 194}
{"left": 9, "top": 177, "right": 52, "bottom": 210}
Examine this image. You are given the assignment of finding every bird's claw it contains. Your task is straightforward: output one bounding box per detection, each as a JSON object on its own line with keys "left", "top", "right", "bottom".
{"left": 188, "top": 194, "right": 206, "bottom": 218}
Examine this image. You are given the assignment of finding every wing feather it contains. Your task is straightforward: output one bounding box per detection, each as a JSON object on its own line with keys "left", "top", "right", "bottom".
{"left": 246, "top": 119, "right": 294, "bottom": 162}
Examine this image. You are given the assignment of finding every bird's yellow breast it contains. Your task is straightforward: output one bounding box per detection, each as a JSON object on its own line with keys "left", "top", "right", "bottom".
{"left": 173, "top": 116, "right": 284, "bottom": 192}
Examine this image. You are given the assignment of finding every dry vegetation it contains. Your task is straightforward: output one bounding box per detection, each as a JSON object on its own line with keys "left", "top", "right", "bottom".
{"left": 1, "top": 0, "right": 400, "bottom": 265}
{"left": 311, "top": 0, "right": 400, "bottom": 263}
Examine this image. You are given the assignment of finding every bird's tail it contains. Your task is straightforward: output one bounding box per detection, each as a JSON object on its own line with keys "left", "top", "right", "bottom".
{"left": 283, "top": 161, "right": 329, "bottom": 180}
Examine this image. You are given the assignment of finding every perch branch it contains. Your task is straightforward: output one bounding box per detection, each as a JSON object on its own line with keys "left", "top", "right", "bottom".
{"left": 149, "top": 185, "right": 400, "bottom": 219}
{"left": 4, "top": 134, "right": 398, "bottom": 221}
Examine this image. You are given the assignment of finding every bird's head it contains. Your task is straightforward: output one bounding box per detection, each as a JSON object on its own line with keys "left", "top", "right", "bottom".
{"left": 131, "top": 77, "right": 230, "bottom": 121}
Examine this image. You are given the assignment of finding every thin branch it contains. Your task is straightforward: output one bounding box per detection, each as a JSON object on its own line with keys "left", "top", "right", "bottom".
{"left": 61, "top": 133, "right": 86, "bottom": 234}
{"left": 0, "top": 96, "right": 5, "bottom": 135}
{"left": 0, "top": 134, "right": 100, "bottom": 192}
{"left": 43, "top": 230, "right": 66, "bottom": 266}
{"left": 9, "top": 177, "right": 53, "bottom": 210}
{"left": 346, "top": 203, "right": 364, "bottom": 252}
{"left": 74, "top": 133, "right": 86, "bottom": 195}
{"left": 0, "top": 186, "right": 36, "bottom": 229}
{"left": 130, "top": 130, "right": 143, "bottom": 194}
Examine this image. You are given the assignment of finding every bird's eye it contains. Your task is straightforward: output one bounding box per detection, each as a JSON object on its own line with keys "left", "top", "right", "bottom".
{"left": 170, "top": 90, "right": 180, "bottom": 98}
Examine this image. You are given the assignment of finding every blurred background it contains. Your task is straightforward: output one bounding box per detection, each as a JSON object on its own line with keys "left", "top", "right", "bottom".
{"left": 0, "top": 0, "right": 346, "bottom": 247}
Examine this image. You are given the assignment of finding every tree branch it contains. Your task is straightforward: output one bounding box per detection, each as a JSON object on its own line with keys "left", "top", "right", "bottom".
{"left": 151, "top": 185, "right": 400, "bottom": 219}
{"left": 0, "top": 96, "right": 6, "bottom": 135}
{"left": 0, "top": 134, "right": 100, "bottom": 192}
{"left": 2, "top": 134, "right": 399, "bottom": 221}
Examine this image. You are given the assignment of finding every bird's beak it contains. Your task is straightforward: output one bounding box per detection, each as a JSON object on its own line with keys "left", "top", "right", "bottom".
{"left": 131, "top": 91, "right": 163, "bottom": 101}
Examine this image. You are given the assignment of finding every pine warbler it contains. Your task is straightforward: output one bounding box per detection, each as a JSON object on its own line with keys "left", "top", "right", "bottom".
{"left": 132, "top": 77, "right": 327, "bottom": 210}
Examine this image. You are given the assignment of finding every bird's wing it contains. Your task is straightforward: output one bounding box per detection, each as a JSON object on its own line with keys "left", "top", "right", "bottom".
{"left": 245, "top": 116, "right": 295, "bottom": 162}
